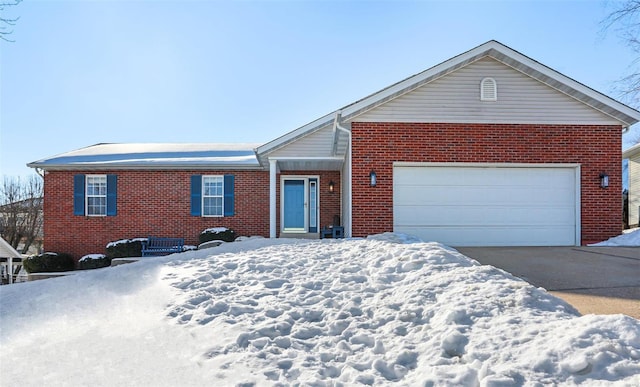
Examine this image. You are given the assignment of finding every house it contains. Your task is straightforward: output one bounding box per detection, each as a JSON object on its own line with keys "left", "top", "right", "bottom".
{"left": 0, "top": 197, "right": 44, "bottom": 255}
{"left": 28, "top": 40, "right": 640, "bottom": 259}
{"left": 623, "top": 142, "right": 640, "bottom": 227}
{"left": 1, "top": 236, "right": 22, "bottom": 285}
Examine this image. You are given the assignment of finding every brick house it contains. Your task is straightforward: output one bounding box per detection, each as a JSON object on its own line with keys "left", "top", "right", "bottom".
{"left": 29, "top": 41, "right": 640, "bottom": 259}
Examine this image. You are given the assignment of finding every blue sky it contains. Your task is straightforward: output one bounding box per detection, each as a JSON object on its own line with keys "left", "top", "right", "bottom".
{"left": 1, "top": 0, "right": 639, "bottom": 179}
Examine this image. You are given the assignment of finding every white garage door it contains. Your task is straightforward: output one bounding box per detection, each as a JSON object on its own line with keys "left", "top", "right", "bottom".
{"left": 393, "top": 164, "right": 579, "bottom": 246}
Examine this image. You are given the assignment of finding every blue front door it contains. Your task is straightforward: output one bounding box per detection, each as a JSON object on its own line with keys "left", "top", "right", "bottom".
{"left": 283, "top": 180, "right": 305, "bottom": 230}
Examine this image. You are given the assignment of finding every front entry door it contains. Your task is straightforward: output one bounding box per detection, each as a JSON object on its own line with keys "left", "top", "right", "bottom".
{"left": 283, "top": 180, "right": 305, "bottom": 230}
{"left": 282, "top": 177, "right": 319, "bottom": 233}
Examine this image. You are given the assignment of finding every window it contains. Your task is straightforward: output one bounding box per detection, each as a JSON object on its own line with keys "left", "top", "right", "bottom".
{"left": 480, "top": 77, "right": 497, "bottom": 101}
{"left": 191, "top": 174, "right": 234, "bottom": 217}
{"left": 202, "top": 176, "right": 224, "bottom": 216}
{"left": 74, "top": 174, "right": 117, "bottom": 216}
{"left": 86, "top": 175, "right": 107, "bottom": 216}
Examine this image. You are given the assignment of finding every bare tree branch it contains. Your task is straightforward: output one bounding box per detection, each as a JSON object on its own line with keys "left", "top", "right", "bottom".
{"left": 0, "top": 175, "right": 43, "bottom": 254}
{"left": 0, "top": 0, "right": 22, "bottom": 42}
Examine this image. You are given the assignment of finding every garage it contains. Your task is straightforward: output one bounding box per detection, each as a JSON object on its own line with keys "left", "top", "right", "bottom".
{"left": 393, "top": 164, "right": 579, "bottom": 246}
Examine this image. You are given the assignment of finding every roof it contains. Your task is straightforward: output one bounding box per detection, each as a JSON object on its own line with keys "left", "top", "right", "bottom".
{"left": 257, "top": 40, "right": 640, "bottom": 157}
{"left": 0, "top": 237, "right": 21, "bottom": 259}
{"left": 28, "top": 143, "right": 263, "bottom": 170}
{"left": 623, "top": 142, "right": 640, "bottom": 159}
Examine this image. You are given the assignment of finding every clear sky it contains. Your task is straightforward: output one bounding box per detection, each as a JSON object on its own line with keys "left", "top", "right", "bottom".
{"left": 1, "top": 0, "right": 639, "bottom": 179}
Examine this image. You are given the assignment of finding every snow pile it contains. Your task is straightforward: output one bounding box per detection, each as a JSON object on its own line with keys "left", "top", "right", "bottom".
{"left": 589, "top": 228, "right": 640, "bottom": 246}
{"left": 202, "top": 227, "right": 231, "bottom": 234}
{"left": 105, "top": 237, "right": 147, "bottom": 248}
{"left": 1, "top": 235, "right": 639, "bottom": 386}
{"left": 79, "top": 254, "right": 106, "bottom": 262}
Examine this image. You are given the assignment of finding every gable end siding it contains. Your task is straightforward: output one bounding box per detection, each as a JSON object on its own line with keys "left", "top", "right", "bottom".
{"left": 268, "top": 124, "right": 336, "bottom": 158}
{"left": 354, "top": 57, "right": 620, "bottom": 125}
{"left": 629, "top": 157, "right": 640, "bottom": 226}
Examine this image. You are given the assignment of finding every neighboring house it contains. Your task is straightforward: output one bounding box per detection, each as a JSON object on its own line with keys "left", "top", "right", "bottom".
{"left": 623, "top": 142, "right": 640, "bottom": 227}
{"left": 28, "top": 40, "right": 640, "bottom": 259}
{"left": 0, "top": 197, "right": 44, "bottom": 255}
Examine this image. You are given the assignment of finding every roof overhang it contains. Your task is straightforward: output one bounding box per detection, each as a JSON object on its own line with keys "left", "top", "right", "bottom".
{"left": 267, "top": 156, "right": 344, "bottom": 172}
{"left": 623, "top": 142, "right": 640, "bottom": 159}
{"left": 28, "top": 143, "right": 264, "bottom": 171}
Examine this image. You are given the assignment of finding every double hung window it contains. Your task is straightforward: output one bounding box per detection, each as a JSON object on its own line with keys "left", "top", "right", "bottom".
{"left": 202, "top": 176, "right": 224, "bottom": 216}
{"left": 86, "top": 175, "right": 107, "bottom": 216}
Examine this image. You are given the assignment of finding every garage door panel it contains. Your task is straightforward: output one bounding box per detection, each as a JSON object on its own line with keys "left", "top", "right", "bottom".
{"left": 394, "top": 185, "right": 574, "bottom": 206}
{"left": 395, "top": 166, "right": 575, "bottom": 187}
{"left": 393, "top": 165, "right": 578, "bottom": 246}
{"left": 395, "top": 225, "right": 576, "bottom": 246}
{"left": 395, "top": 205, "right": 575, "bottom": 226}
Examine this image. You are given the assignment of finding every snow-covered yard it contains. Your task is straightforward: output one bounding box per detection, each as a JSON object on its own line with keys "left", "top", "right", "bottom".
{"left": 1, "top": 234, "right": 639, "bottom": 386}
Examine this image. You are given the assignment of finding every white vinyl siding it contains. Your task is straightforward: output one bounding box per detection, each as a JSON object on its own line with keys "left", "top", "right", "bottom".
{"left": 393, "top": 164, "right": 579, "bottom": 246}
{"left": 354, "top": 57, "right": 619, "bottom": 125}
{"left": 269, "top": 124, "right": 335, "bottom": 158}
{"left": 629, "top": 157, "right": 640, "bottom": 226}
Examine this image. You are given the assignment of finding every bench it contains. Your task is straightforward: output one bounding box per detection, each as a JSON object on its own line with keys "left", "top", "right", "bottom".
{"left": 141, "top": 236, "right": 184, "bottom": 257}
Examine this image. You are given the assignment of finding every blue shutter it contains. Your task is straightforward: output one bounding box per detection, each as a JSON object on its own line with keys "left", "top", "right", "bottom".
{"left": 73, "top": 175, "right": 85, "bottom": 216}
{"left": 106, "top": 175, "right": 117, "bottom": 216}
{"left": 191, "top": 175, "right": 202, "bottom": 216}
{"left": 224, "top": 174, "right": 234, "bottom": 216}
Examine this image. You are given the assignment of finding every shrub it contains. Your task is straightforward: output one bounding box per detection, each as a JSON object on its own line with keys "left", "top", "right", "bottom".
{"left": 199, "top": 227, "right": 237, "bottom": 244}
{"left": 23, "top": 252, "right": 75, "bottom": 273}
{"left": 78, "top": 254, "right": 111, "bottom": 270}
{"left": 105, "top": 238, "right": 146, "bottom": 259}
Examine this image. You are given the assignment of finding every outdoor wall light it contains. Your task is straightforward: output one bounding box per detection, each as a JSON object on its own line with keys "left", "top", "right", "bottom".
{"left": 600, "top": 173, "right": 609, "bottom": 189}
{"left": 329, "top": 180, "right": 335, "bottom": 193}
{"left": 370, "top": 170, "right": 377, "bottom": 187}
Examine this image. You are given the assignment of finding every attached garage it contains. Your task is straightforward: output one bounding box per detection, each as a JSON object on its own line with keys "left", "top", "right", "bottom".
{"left": 393, "top": 163, "right": 580, "bottom": 246}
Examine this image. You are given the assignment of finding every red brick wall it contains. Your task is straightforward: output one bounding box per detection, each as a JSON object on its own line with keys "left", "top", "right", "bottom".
{"left": 351, "top": 122, "right": 623, "bottom": 245}
{"left": 43, "top": 169, "right": 343, "bottom": 260}
{"left": 43, "top": 170, "right": 270, "bottom": 260}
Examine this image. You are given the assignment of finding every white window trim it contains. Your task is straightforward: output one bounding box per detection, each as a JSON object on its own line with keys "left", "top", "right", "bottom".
{"left": 480, "top": 77, "right": 497, "bottom": 101}
{"left": 86, "top": 174, "right": 107, "bottom": 217}
{"left": 202, "top": 175, "right": 224, "bottom": 217}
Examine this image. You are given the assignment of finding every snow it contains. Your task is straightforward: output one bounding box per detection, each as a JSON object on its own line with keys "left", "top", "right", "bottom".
{"left": 588, "top": 228, "right": 640, "bottom": 247}
{"left": 202, "top": 227, "right": 230, "bottom": 234}
{"left": 1, "top": 234, "right": 639, "bottom": 386}
{"left": 79, "top": 254, "right": 106, "bottom": 262}
{"left": 106, "top": 237, "right": 148, "bottom": 248}
{"left": 28, "top": 143, "right": 261, "bottom": 168}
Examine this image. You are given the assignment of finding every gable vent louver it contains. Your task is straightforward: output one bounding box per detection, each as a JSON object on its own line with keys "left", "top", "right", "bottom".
{"left": 480, "top": 77, "right": 497, "bottom": 101}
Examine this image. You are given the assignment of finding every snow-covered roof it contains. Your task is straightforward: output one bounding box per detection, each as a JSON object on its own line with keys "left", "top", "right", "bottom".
{"left": 27, "top": 143, "right": 263, "bottom": 170}
{"left": 0, "top": 236, "right": 21, "bottom": 259}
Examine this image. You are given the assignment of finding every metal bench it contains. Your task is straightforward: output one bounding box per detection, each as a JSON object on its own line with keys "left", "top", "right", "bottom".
{"left": 141, "top": 236, "right": 184, "bottom": 257}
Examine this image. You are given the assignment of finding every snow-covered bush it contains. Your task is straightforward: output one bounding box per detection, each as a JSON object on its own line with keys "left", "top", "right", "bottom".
{"left": 78, "top": 254, "right": 111, "bottom": 270}
{"left": 105, "top": 238, "right": 147, "bottom": 259}
{"left": 22, "top": 252, "right": 75, "bottom": 273}
{"left": 199, "top": 227, "right": 236, "bottom": 244}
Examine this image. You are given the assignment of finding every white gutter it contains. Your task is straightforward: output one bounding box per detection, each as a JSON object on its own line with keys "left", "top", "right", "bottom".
{"left": 333, "top": 111, "right": 352, "bottom": 238}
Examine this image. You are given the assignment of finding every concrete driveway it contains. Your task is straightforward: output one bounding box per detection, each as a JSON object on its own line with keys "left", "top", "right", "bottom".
{"left": 456, "top": 247, "right": 640, "bottom": 319}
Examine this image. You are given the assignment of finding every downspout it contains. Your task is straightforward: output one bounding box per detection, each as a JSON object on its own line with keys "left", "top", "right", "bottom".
{"left": 333, "top": 111, "right": 352, "bottom": 237}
